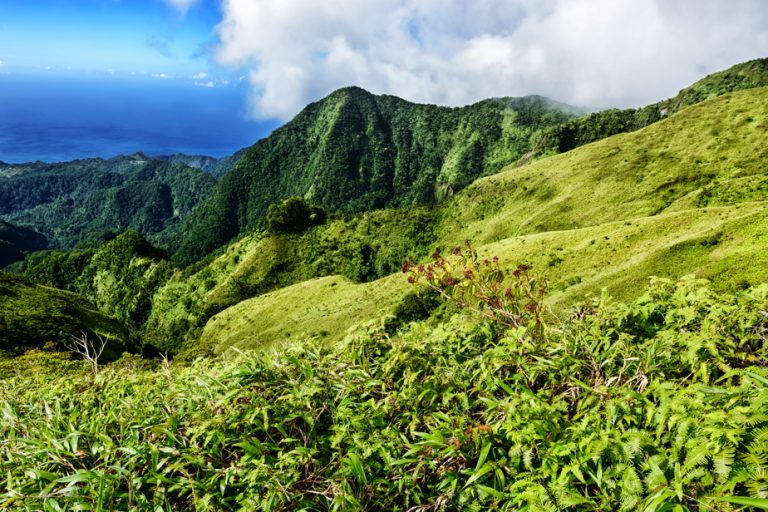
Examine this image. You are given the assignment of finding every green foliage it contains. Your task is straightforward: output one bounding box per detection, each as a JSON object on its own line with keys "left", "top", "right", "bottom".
{"left": 15, "top": 232, "right": 174, "bottom": 350}
{"left": 383, "top": 290, "right": 444, "bottom": 334}
{"left": 265, "top": 196, "right": 326, "bottom": 233}
{"left": 77, "top": 232, "right": 173, "bottom": 333}
{"left": 175, "top": 89, "right": 583, "bottom": 264}
{"left": 14, "top": 248, "right": 96, "bottom": 291}
{"left": 404, "top": 241, "right": 548, "bottom": 337}
{"left": 537, "top": 57, "right": 768, "bottom": 157}
{"left": 2, "top": 278, "right": 768, "bottom": 510}
{"left": 0, "top": 272, "right": 128, "bottom": 355}
{"left": 0, "top": 154, "right": 216, "bottom": 251}
{"left": 0, "top": 220, "right": 47, "bottom": 267}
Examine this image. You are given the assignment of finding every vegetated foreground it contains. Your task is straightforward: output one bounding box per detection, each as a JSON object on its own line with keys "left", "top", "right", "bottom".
{"left": 2, "top": 275, "right": 767, "bottom": 511}
{"left": 3, "top": 59, "right": 768, "bottom": 511}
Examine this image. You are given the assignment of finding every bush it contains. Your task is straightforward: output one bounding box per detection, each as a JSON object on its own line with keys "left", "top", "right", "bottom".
{"left": 402, "top": 240, "right": 548, "bottom": 339}
{"left": 2, "top": 279, "right": 768, "bottom": 510}
{"left": 265, "top": 197, "right": 326, "bottom": 233}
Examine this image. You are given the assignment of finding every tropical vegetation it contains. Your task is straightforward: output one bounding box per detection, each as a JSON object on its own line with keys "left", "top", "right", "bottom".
{"left": 2, "top": 58, "right": 768, "bottom": 511}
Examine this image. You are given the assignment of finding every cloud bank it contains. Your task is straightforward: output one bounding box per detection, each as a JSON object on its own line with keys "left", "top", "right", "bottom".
{"left": 214, "top": 0, "right": 768, "bottom": 121}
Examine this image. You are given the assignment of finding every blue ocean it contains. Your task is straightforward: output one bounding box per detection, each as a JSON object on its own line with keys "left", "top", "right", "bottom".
{"left": 0, "top": 75, "right": 279, "bottom": 163}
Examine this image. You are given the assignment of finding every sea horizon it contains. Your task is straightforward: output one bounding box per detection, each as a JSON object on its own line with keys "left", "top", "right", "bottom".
{"left": 0, "top": 74, "right": 279, "bottom": 164}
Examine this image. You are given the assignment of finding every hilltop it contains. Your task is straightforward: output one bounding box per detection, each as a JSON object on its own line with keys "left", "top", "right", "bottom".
{"left": 175, "top": 89, "right": 586, "bottom": 264}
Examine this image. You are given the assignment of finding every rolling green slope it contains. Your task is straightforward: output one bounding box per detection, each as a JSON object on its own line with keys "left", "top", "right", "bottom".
{"left": 537, "top": 57, "right": 768, "bottom": 156}
{"left": 197, "top": 87, "right": 768, "bottom": 353}
{"left": 176, "top": 89, "right": 584, "bottom": 264}
{"left": 439, "top": 87, "right": 768, "bottom": 244}
{"left": 200, "top": 275, "right": 405, "bottom": 354}
{"left": 0, "top": 272, "right": 128, "bottom": 355}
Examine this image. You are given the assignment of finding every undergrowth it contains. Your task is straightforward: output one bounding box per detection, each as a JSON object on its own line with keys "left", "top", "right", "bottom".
{"left": 2, "top": 276, "right": 768, "bottom": 510}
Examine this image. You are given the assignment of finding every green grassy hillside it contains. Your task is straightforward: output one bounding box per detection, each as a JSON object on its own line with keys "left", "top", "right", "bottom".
{"left": 197, "top": 87, "right": 768, "bottom": 353}
{"left": 439, "top": 87, "right": 768, "bottom": 243}
{"left": 176, "top": 89, "right": 584, "bottom": 264}
{"left": 537, "top": 57, "right": 768, "bottom": 156}
{"left": 0, "top": 272, "right": 128, "bottom": 355}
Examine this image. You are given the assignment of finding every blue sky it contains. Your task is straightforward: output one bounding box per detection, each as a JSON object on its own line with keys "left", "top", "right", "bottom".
{"left": 0, "top": 0, "right": 221, "bottom": 79}
{"left": 0, "top": 0, "right": 278, "bottom": 163}
{"left": 1, "top": 0, "right": 767, "bottom": 163}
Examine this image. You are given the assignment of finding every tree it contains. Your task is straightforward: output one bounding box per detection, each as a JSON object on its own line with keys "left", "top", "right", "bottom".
{"left": 265, "top": 197, "right": 326, "bottom": 233}
{"left": 64, "top": 331, "right": 108, "bottom": 376}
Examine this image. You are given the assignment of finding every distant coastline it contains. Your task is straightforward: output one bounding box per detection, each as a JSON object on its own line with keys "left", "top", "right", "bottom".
{"left": 0, "top": 74, "right": 278, "bottom": 163}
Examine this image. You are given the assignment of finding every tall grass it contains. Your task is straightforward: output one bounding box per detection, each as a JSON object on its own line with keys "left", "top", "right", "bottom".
{"left": 2, "top": 277, "right": 768, "bottom": 510}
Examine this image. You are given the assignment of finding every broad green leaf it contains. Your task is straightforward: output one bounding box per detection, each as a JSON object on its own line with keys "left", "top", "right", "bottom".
{"left": 711, "top": 496, "right": 768, "bottom": 509}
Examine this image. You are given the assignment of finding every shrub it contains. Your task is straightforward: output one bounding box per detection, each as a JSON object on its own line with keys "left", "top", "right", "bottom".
{"left": 265, "top": 197, "right": 326, "bottom": 233}
{"left": 402, "top": 240, "right": 548, "bottom": 339}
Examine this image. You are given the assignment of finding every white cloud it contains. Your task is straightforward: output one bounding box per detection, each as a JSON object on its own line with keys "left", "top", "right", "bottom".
{"left": 195, "top": 80, "right": 216, "bottom": 88}
{"left": 0, "top": 60, "right": 5, "bottom": 67}
{"left": 214, "top": 0, "right": 768, "bottom": 120}
{"left": 151, "top": 73, "right": 174, "bottom": 79}
{"left": 192, "top": 72, "right": 208, "bottom": 79}
{"left": 163, "top": 0, "right": 199, "bottom": 16}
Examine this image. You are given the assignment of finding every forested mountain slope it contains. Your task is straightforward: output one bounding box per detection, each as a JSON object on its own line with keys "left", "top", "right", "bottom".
{"left": 0, "top": 220, "right": 47, "bottom": 267}
{"left": 0, "top": 272, "right": 128, "bottom": 354}
{"left": 0, "top": 154, "right": 216, "bottom": 256}
{"left": 175, "top": 89, "right": 585, "bottom": 264}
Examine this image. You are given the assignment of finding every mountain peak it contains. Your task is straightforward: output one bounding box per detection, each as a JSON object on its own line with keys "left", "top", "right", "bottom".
{"left": 175, "top": 86, "right": 585, "bottom": 264}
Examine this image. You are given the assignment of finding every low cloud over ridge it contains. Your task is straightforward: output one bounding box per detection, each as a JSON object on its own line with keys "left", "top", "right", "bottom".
{"left": 214, "top": 0, "right": 768, "bottom": 121}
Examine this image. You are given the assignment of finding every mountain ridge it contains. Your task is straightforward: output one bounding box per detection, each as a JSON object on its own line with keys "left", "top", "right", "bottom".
{"left": 175, "top": 88, "right": 586, "bottom": 264}
{"left": 536, "top": 57, "right": 768, "bottom": 156}
{"left": 0, "top": 156, "right": 217, "bottom": 261}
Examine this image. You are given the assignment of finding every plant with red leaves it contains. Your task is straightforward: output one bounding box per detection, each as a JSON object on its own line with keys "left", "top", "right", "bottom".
{"left": 402, "top": 240, "right": 548, "bottom": 339}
